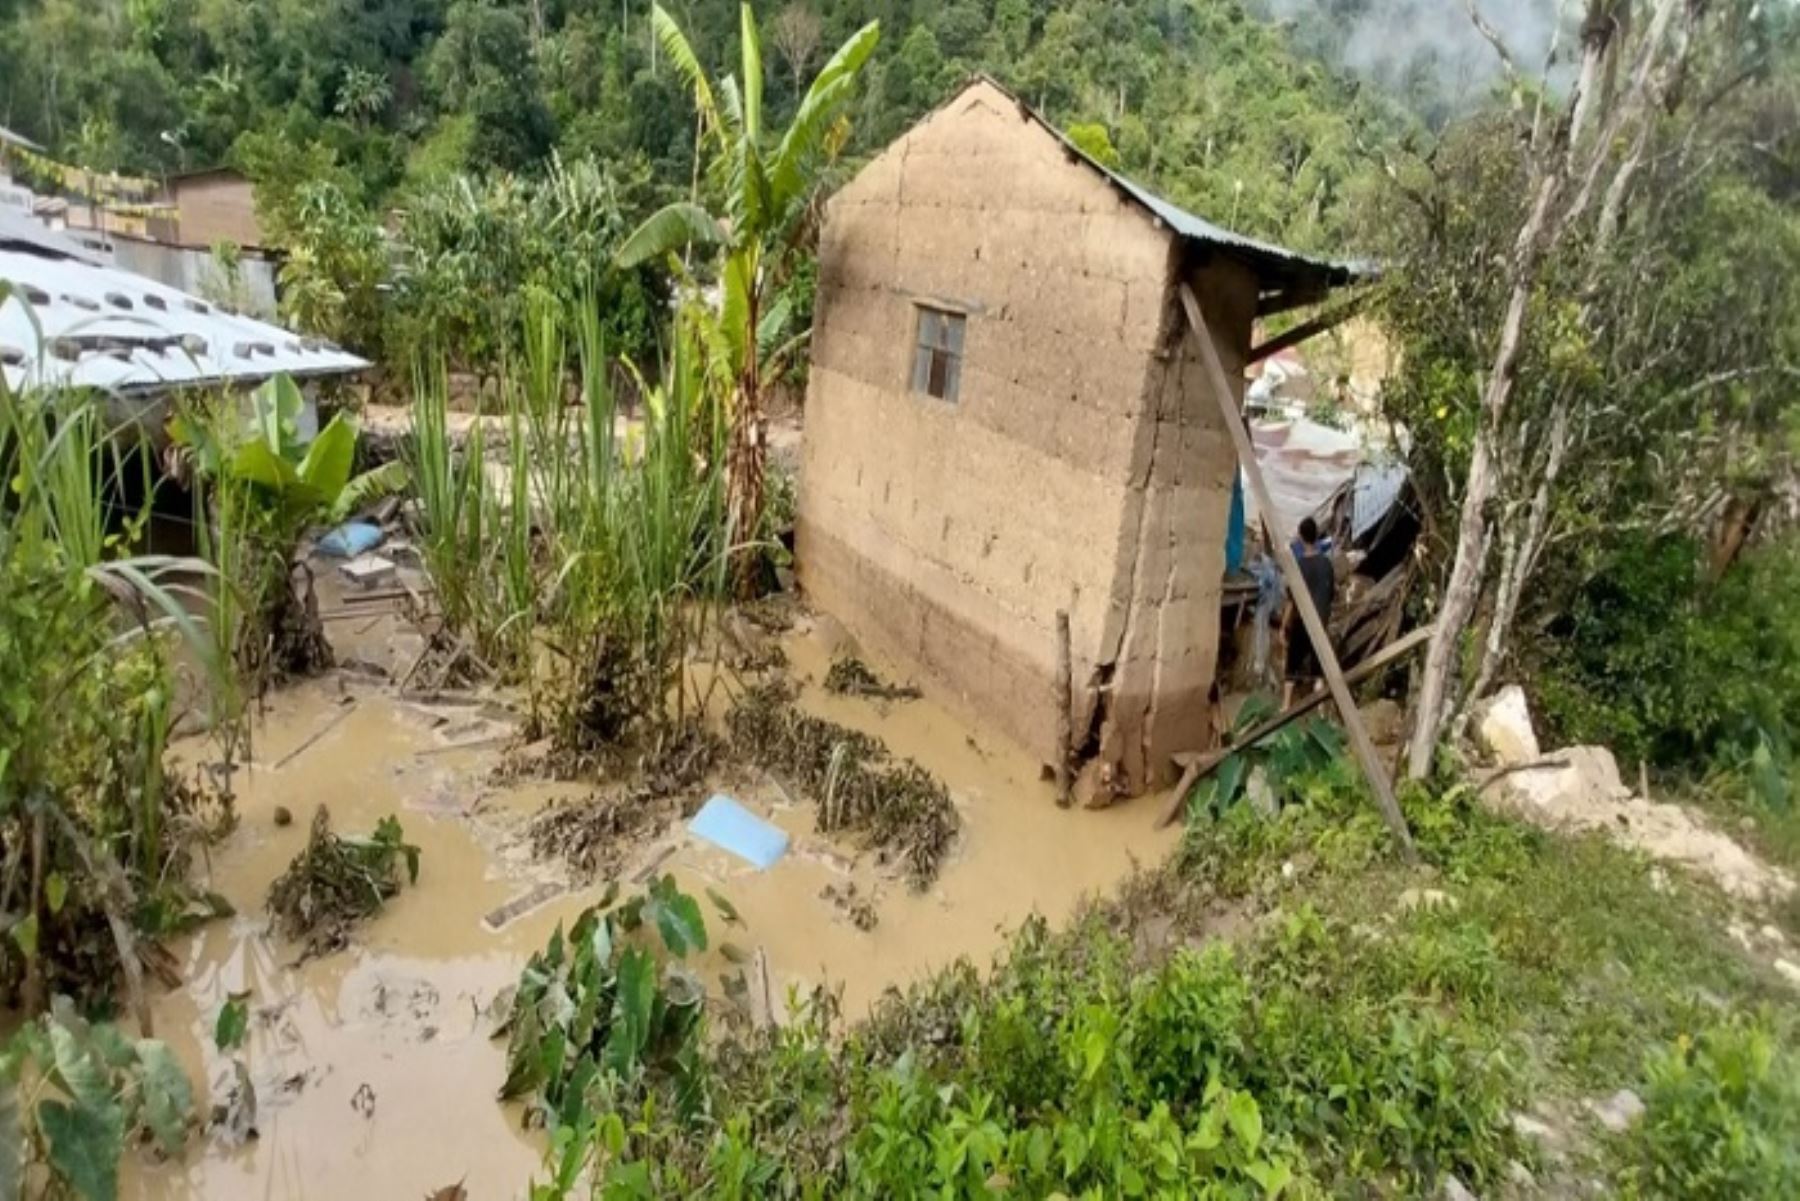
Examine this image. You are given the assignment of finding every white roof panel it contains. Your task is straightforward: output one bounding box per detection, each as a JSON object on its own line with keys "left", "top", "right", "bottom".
{"left": 0, "top": 236, "right": 366, "bottom": 395}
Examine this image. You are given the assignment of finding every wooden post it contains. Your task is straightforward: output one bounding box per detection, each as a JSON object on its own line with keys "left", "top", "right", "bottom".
{"left": 1054, "top": 608, "right": 1073, "bottom": 807}
{"left": 1177, "top": 284, "right": 1416, "bottom": 859}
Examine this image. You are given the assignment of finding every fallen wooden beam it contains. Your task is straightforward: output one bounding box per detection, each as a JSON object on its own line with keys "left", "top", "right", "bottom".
{"left": 1177, "top": 283, "right": 1417, "bottom": 859}
{"left": 1158, "top": 626, "right": 1431, "bottom": 827}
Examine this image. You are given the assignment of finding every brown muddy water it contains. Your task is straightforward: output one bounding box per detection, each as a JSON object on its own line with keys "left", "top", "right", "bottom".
{"left": 128, "top": 600, "right": 1176, "bottom": 1199}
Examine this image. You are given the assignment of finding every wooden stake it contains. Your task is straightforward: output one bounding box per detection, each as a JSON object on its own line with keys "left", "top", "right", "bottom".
{"left": 1158, "top": 626, "right": 1431, "bottom": 827}
{"left": 1177, "top": 284, "right": 1416, "bottom": 858}
{"left": 1054, "top": 608, "right": 1073, "bottom": 807}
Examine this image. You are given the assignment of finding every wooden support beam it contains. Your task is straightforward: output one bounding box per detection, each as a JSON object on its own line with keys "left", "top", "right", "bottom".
{"left": 1248, "top": 294, "right": 1367, "bottom": 366}
{"left": 1158, "top": 626, "right": 1431, "bottom": 827}
{"left": 1177, "top": 284, "right": 1417, "bottom": 859}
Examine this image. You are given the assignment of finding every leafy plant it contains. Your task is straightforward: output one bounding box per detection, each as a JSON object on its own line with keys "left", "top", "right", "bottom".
{"left": 1, "top": 354, "right": 233, "bottom": 1018}
{"left": 498, "top": 876, "right": 716, "bottom": 1134}
{"left": 265, "top": 809, "right": 421, "bottom": 959}
{"left": 618, "top": 2, "right": 879, "bottom": 590}
{"left": 1615, "top": 1018, "right": 1800, "bottom": 1199}
{"left": 174, "top": 372, "right": 407, "bottom": 682}
{"left": 1185, "top": 695, "right": 1350, "bottom": 822}
{"left": 0, "top": 999, "right": 196, "bottom": 1201}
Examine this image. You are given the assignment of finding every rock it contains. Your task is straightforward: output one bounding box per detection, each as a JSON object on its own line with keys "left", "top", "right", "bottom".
{"left": 1648, "top": 866, "right": 1670, "bottom": 893}
{"left": 1774, "top": 958, "right": 1800, "bottom": 990}
{"left": 1587, "top": 1088, "right": 1645, "bottom": 1133}
{"left": 1505, "top": 1160, "right": 1536, "bottom": 1189}
{"left": 1280, "top": 859, "right": 1297, "bottom": 881}
{"left": 1399, "top": 887, "right": 1459, "bottom": 912}
{"left": 1441, "top": 1173, "right": 1477, "bottom": 1201}
{"left": 1246, "top": 766, "right": 1279, "bottom": 819}
{"left": 1360, "top": 697, "right": 1405, "bottom": 746}
{"left": 273, "top": 805, "right": 293, "bottom": 828}
{"left": 1512, "top": 1111, "right": 1565, "bottom": 1152}
{"left": 1474, "top": 685, "right": 1541, "bottom": 766}
{"left": 338, "top": 553, "right": 397, "bottom": 589}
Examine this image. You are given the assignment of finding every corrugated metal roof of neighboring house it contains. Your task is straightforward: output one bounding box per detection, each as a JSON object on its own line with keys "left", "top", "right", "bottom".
{"left": 0, "top": 124, "right": 43, "bottom": 152}
{"left": 965, "top": 76, "right": 1365, "bottom": 288}
{"left": 0, "top": 212, "right": 365, "bottom": 394}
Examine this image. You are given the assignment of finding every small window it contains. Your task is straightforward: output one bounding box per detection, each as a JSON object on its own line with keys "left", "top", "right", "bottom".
{"left": 911, "top": 306, "right": 966, "bottom": 403}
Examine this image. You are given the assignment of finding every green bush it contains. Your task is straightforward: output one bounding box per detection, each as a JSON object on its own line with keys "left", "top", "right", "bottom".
{"left": 1535, "top": 534, "right": 1800, "bottom": 780}
{"left": 1615, "top": 1018, "right": 1800, "bottom": 1199}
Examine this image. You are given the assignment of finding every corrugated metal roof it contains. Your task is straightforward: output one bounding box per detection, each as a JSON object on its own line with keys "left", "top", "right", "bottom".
{"left": 0, "top": 124, "right": 42, "bottom": 152}
{"left": 0, "top": 216, "right": 366, "bottom": 394}
{"left": 972, "top": 76, "right": 1363, "bottom": 286}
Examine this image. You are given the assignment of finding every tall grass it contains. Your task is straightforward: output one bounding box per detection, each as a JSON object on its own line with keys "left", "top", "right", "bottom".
{"left": 0, "top": 348, "right": 231, "bottom": 1019}
{"left": 406, "top": 290, "right": 729, "bottom": 747}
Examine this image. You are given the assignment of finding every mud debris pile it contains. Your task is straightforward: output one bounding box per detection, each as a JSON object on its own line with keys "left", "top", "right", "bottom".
{"left": 266, "top": 806, "right": 421, "bottom": 959}
{"left": 727, "top": 683, "right": 960, "bottom": 888}
{"left": 823, "top": 654, "right": 922, "bottom": 701}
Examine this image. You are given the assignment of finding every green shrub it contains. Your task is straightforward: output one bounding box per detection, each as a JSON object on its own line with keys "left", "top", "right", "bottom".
{"left": 1614, "top": 1018, "right": 1800, "bottom": 1199}
{"left": 1534, "top": 534, "right": 1800, "bottom": 778}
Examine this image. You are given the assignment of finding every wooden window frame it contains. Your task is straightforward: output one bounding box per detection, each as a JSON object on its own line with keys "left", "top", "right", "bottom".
{"left": 910, "top": 305, "right": 966, "bottom": 403}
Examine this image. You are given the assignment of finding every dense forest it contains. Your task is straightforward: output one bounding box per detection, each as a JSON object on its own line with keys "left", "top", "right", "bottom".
{"left": 0, "top": 0, "right": 1424, "bottom": 251}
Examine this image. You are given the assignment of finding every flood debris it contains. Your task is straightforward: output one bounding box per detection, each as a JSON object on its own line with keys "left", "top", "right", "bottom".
{"left": 521, "top": 720, "right": 722, "bottom": 880}
{"left": 727, "top": 683, "right": 959, "bottom": 889}
{"left": 266, "top": 807, "right": 422, "bottom": 959}
{"left": 823, "top": 655, "right": 921, "bottom": 701}
{"left": 821, "top": 881, "right": 879, "bottom": 931}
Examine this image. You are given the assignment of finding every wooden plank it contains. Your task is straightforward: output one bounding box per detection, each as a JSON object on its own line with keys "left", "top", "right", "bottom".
{"left": 1054, "top": 608, "right": 1073, "bottom": 807}
{"left": 1158, "top": 626, "right": 1431, "bottom": 826}
{"left": 1177, "top": 284, "right": 1417, "bottom": 858}
{"left": 1247, "top": 294, "right": 1367, "bottom": 366}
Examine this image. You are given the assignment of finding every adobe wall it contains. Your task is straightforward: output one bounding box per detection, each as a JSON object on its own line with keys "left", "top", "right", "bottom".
{"left": 173, "top": 174, "right": 264, "bottom": 250}
{"left": 797, "top": 81, "right": 1177, "bottom": 770}
{"left": 1090, "top": 256, "right": 1258, "bottom": 793}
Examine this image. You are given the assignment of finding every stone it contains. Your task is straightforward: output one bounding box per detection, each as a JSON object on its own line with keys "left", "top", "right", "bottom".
{"left": 1512, "top": 1111, "right": 1564, "bottom": 1152}
{"left": 1246, "top": 766, "right": 1279, "bottom": 819}
{"left": 1505, "top": 1160, "right": 1536, "bottom": 1189}
{"left": 273, "top": 805, "right": 293, "bottom": 828}
{"left": 1473, "top": 685, "right": 1540, "bottom": 766}
{"left": 1440, "top": 1174, "right": 1477, "bottom": 1201}
{"left": 1774, "top": 959, "right": 1800, "bottom": 990}
{"left": 1359, "top": 697, "right": 1405, "bottom": 746}
{"left": 1399, "top": 887, "right": 1459, "bottom": 912}
{"left": 1588, "top": 1088, "right": 1645, "bottom": 1133}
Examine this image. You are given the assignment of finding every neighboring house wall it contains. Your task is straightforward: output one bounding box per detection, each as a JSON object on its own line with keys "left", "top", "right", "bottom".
{"left": 799, "top": 81, "right": 1238, "bottom": 791}
{"left": 109, "top": 235, "right": 280, "bottom": 318}
{"left": 173, "top": 173, "right": 263, "bottom": 250}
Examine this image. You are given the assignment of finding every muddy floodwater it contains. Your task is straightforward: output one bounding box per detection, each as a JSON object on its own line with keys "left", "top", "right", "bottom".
{"left": 129, "top": 606, "right": 1176, "bottom": 1199}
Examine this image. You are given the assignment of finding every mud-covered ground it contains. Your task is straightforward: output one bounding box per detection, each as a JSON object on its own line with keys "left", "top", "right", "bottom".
{"left": 128, "top": 575, "right": 1175, "bottom": 1199}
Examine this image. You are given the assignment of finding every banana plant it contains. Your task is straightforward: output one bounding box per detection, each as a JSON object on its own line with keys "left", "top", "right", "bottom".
{"left": 618, "top": 2, "right": 878, "bottom": 590}
{"left": 173, "top": 373, "right": 406, "bottom": 680}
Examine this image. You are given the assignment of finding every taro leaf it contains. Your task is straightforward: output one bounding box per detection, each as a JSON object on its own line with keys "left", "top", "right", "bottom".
{"left": 1305, "top": 717, "right": 1345, "bottom": 760}
{"left": 45, "top": 873, "right": 68, "bottom": 916}
{"left": 38, "top": 1097, "right": 123, "bottom": 1201}
{"left": 719, "top": 941, "right": 749, "bottom": 965}
{"left": 1215, "top": 753, "right": 1250, "bottom": 813}
{"left": 9, "top": 917, "right": 37, "bottom": 961}
{"left": 604, "top": 948, "right": 655, "bottom": 1077}
{"left": 614, "top": 896, "right": 646, "bottom": 934}
{"left": 214, "top": 992, "right": 252, "bottom": 1052}
{"left": 594, "top": 881, "right": 621, "bottom": 913}
{"left": 704, "top": 887, "right": 742, "bottom": 926}
{"left": 1244, "top": 1158, "right": 1293, "bottom": 1199}
{"left": 48, "top": 1021, "right": 113, "bottom": 1114}
{"left": 0, "top": 1078, "right": 21, "bottom": 1201}
{"left": 1234, "top": 692, "right": 1279, "bottom": 733}
{"left": 601, "top": 1160, "right": 653, "bottom": 1200}
{"left": 1225, "top": 1090, "right": 1263, "bottom": 1155}
{"left": 1750, "top": 736, "right": 1790, "bottom": 811}
{"left": 133, "top": 1041, "right": 193, "bottom": 1156}
{"left": 645, "top": 878, "right": 706, "bottom": 958}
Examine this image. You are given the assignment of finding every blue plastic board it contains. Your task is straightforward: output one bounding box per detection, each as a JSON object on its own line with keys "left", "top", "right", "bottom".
{"left": 688, "top": 794, "right": 789, "bottom": 869}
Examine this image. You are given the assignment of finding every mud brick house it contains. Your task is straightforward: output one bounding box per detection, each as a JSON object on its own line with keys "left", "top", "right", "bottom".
{"left": 797, "top": 78, "right": 1360, "bottom": 800}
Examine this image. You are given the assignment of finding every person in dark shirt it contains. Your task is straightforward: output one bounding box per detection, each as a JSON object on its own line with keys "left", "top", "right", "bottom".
{"left": 1282, "top": 516, "right": 1336, "bottom": 708}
